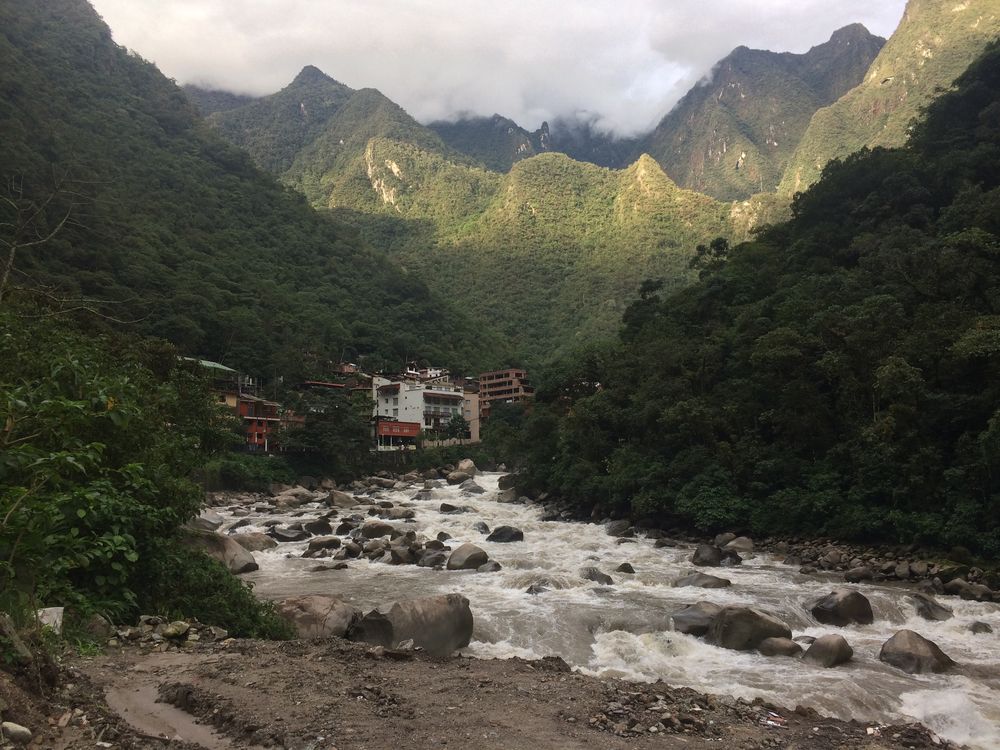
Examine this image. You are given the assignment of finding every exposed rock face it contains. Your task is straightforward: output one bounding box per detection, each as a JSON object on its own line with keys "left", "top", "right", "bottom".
{"left": 879, "top": 630, "right": 956, "bottom": 674}
{"left": 758, "top": 637, "right": 803, "bottom": 657}
{"left": 278, "top": 595, "right": 360, "bottom": 638}
{"left": 803, "top": 634, "right": 853, "bottom": 667}
{"left": 671, "top": 602, "right": 722, "bottom": 636}
{"left": 580, "top": 567, "right": 613, "bottom": 585}
{"left": 909, "top": 593, "right": 953, "bottom": 622}
{"left": 486, "top": 525, "right": 524, "bottom": 543}
{"left": 672, "top": 572, "right": 731, "bottom": 589}
{"left": 708, "top": 607, "right": 791, "bottom": 651}
{"left": 189, "top": 509, "right": 224, "bottom": 532}
{"left": 446, "top": 542, "right": 489, "bottom": 570}
{"left": 808, "top": 589, "right": 874, "bottom": 626}
{"left": 182, "top": 529, "right": 259, "bottom": 574}
{"left": 348, "top": 594, "right": 473, "bottom": 656}
{"left": 447, "top": 471, "right": 472, "bottom": 485}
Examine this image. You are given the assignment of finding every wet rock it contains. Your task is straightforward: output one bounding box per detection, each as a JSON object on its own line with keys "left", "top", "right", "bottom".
{"left": 472, "top": 521, "right": 490, "bottom": 534}
{"left": 182, "top": 529, "right": 259, "bottom": 574}
{"left": 798, "top": 565, "right": 818, "bottom": 575}
{"left": 456, "top": 458, "right": 478, "bottom": 476}
{"left": 758, "top": 637, "right": 802, "bottom": 657}
{"left": 723, "top": 536, "right": 754, "bottom": 555}
{"left": 960, "top": 582, "right": 994, "bottom": 602}
{"left": 526, "top": 584, "right": 548, "bottom": 595}
{"left": 654, "top": 538, "right": 677, "bottom": 548}
{"left": 803, "top": 634, "right": 853, "bottom": 667}
{"left": 581, "top": 567, "right": 613, "bottom": 585}
{"left": 304, "top": 518, "right": 333, "bottom": 536}
{"left": 417, "top": 550, "right": 449, "bottom": 568}
{"left": 278, "top": 595, "right": 360, "bottom": 639}
{"left": 436, "top": 531, "right": 452, "bottom": 542}
{"left": 910, "top": 560, "right": 930, "bottom": 577}
{"left": 233, "top": 531, "right": 277, "bottom": 552}
{"left": 497, "top": 474, "right": 518, "bottom": 490}
{"left": 909, "top": 593, "right": 953, "bottom": 622}
{"left": 671, "top": 602, "right": 722, "bottom": 636}
{"left": 808, "top": 589, "right": 874, "bottom": 626}
{"left": 226, "top": 518, "right": 252, "bottom": 533}
{"left": 269, "top": 526, "right": 310, "bottom": 543}
{"left": 348, "top": 593, "right": 473, "bottom": 656}
{"left": 459, "top": 479, "right": 486, "bottom": 494}
{"left": 970, "top": 621, "right": 993, "bottom": 634}
{"left": 844, "top": 566, "right": 873, "bottom": 583}
{"left": 616, "top": 563, "right": 635, "bottom": 573}
{"left": 714, "top": 532, "right": 736, "bottom": 547}
{"left": 486, "top": 525, "right": 524, "bottom": 543}
{"left": 335, "top": 520, "right": 359, "bottom": 535}
{"left": 708, "top": 607, "right": 791, "bottom": 651}
{"left": 388, "top": 546, "right": 417, "bottom": 565}
{"left": 360, "top": 520, "right": 395, "bottom": 539}
{"left": 605, "top": 520, "right": 631, "bottom": 537}
{"left": 424, "top": 539, "right": 446, "bottom": 550}
{"left": 304, "top": 536, "right": 342, "bottom": 554}
{"left": 189, "top": 509, "right": 224, "bottom": 532}
{"left": 1, "top": 722, "right": 32, "bottom": 746}
{"left": 793, "top": 635, "right": 816, "bottom": 646}
{"left": 672, "top": 572, "right": 731, "bottom": 589}
{"left": 446, "top": 542, "right": 489, "bottom": 570}
{"left": 446, "top": 471, "right": 472, "bottom": 485}
{"left": 691, "top": 544, "right": 722, "bottom": 567}
{"left": 880, "top": 630, "right": 957, "bottom": 674}
{"left": 327, "top": 490, "right": 359, "bottom": 508}
{"left": 477, "top": 561, "right": 502, "bottom": 573}
{"left": 439, "top": 503, "right": 463, "bottom": 514}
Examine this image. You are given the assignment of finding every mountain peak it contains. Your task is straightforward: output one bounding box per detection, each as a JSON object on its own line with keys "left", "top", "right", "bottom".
{"left": 292, "top": 65, "right": 335, "bottom": 86}
{"left": 827, "top": 23, "right": 877, "bottom": 46}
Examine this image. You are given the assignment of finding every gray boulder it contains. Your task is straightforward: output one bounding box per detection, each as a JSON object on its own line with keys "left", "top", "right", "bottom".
{"left": 472, "top": 521, "right": 490, "bottom": 534}
{"left": 456, "top": 458, "right": 478, "bottom": 476}
{"left": 497, "top": 474, "right": 518, "bottom": 490}
{"left": 459, "top": 479, "right": 486, "bottom": 494}
{"left": 844, "top": 566, "right": 874, "bottom": 583}
{"left": 304, "top": 518, "right": 333, "bottom": 536}
{"left": 447, "top": 471, "right": 472, "bottom": 485}
{"left": 269, "top": 526, "right": 310, "bottom": 543}
{"left": 672, "top": 572, "right": 731, "bottom": 589}
{"left": 446, "top": 542, "right": 489, "bottom": 570}
{"left": 305, "top": 536, "right": 342, "bottom": 554}
{"left": 189, "top": 509, "right": 224, "bottom": 532}
{"left": 233, "top": 532, "right": 277, "bottom": 553}
{"left": 708, "top": 607, "right": 791, "bottom": 650}
{"left": 417, "top": 550, "right": 449, "bottom": 568}
{"left": 0, "top": 722, "right": 32, "bottom": 746}
{"left": 182, "top": 529, "right": 258, "bottom": 574}
{"left": 758, "top": 637, "right": 803, "bottom": 657}
{"left": 580, "top": 567, "right": 613, "bottom": 585}
{"left": 327, "top": 490, "right": 359, "bottom": 508}
{"left": 909, "top": 593, "right": 953, "bottom": 622}
{"left": 360, "top": 520, "right": 395, "bottom": 539}
{"left": 970, "top": 621, "right": 993, "bottom": 634}
{"left": 671, "top": 602, "right": 722, "bottom": 636}
{"left": 477, "top": 561, "right": 502, "bottom": 573}
{"left": 808, "top": 589, "right": 874, "bottom": 626}
{"left": 803, "top": 634, "right": 853, "bottom": 667}
{"left": 616, "top": 563, "right": 635, "bottom": 573}
{"left": 723, "top": 536, "right": 754, "bottom": 555}
{"left": 605, "top": 520, "right": 631, "bottom": 537}
{"left": 691, "top": 544, "right": 722, "bottom": 566}
{"left": 277, "top": 595, "right": 360, "bottom": 639}
{"left": 713, "top": 532, "right": 736, "bottom": 547}
{"left": 486, "top": 525, "right": 524, "bottom": 543}
{"left": 879, "top": 630, "right": 955, "bottom": 674}
{"left": 348, "top": 593, "right": 473, "bottom": 656}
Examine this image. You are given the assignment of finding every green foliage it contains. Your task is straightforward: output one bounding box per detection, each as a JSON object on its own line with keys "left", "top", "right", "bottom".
{"left": 511, "top": 43, "right": 1000, "bottom": 557}
{"left": 198, "top": 453, "right": 297, "bottom": 492}
{"left": 275, "top": 389, "right": 372, "bottom": 480}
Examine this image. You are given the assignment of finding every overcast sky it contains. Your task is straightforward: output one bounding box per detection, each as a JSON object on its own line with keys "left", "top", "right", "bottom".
{"left": 89, "top": 0, "right": 907, "bottom": 137}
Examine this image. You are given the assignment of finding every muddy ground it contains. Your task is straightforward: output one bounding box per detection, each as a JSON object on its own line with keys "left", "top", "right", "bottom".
{"left": 5, "top": 637, "right": 957, "bottom": 750}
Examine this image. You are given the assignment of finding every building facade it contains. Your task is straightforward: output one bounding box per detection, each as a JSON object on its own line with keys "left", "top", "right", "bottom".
{"left": 479, "top": 368, "right": 533, "bottom": 418}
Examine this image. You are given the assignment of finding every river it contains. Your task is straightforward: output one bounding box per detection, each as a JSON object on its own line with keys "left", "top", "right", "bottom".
{"left": 222, "top": 473, "right": 1000, "bottom": 749}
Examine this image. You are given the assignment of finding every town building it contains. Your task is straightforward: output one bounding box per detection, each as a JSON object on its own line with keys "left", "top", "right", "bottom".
{"left": 479, "top": 368, "right": 533, "bottom": 419}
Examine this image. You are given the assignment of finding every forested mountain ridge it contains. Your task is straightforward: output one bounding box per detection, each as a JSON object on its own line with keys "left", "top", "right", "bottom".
{"left": 640, "top": 24, "right": 884, "bottom": 201}
{"left": 506, "top": 42, "right": 1000, "bottom": 556}
{"left": 780, "top": 0, "right": 1000, "bottom": 194}
{"left": 0, "top": 0, "right": 501, "bottom": 377}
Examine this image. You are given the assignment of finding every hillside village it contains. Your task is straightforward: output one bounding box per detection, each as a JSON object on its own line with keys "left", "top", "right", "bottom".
{"left": 188, "top": 357, "right": 533, "bottom": 453}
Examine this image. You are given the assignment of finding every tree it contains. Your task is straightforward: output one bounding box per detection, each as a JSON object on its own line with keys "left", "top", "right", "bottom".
{"left": 443, "top": 413, "right": 470, "bottom": 440}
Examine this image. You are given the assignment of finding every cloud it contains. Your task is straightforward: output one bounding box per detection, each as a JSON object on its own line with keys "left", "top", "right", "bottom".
{"left": 89, "top": 0, "right": 907, "bottom": 137}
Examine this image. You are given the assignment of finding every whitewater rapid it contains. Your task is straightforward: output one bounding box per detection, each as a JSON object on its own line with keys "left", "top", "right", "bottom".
{"left": 223, "top": 473, "right": 1000, "bottom": 749}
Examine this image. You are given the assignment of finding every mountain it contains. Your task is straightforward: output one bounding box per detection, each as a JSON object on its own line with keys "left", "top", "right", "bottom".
{"left": 0, "top": 0, "right": 500, "bottom": 376}
{"left": 182, "top": 85, "right": 256, "bottom": 116}
{"left": 641, "top": 24, "right": 884, "bottom": 201}
{"left": 780, "top": 0, "right": 1000, "bottom": 194}
{"left": 511, "top": 40, "right": 1000, "bottom": 557}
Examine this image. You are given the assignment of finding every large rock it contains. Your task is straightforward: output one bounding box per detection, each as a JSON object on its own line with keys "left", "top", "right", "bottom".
{"left": 277, "top": 595, "right": 360, "bottom": 638}
{"left": 459, "top": 479, "right": 486, "bottom": 494}
{"left": 456, "top": 458, "right": 478, "bottom": 476}
{"left": 0, "top": 722, "right": 32, "bottom": 746}
{"left": 758, "top": 637, "right": 803, "bottom": 657}
{"left": 808, "top": 589, "right": 874, "bottom": 626}
{"left": 304, "top": 518, "right": 333, "bottom": 536}
{"left": 327, "top": 490, "right": 359, "bottom": 508}
{"left": 360, "top": 520, "right": 395, "bottom": 539}
{"left": 189, "top": 509, "right": 224, "bottom": 532}
{"left": 672, "top": 572, "right": 731, "bottom": 588}
{"left": 486, "top": 525, "right": 524, "bottom": 543}
{"left": 723, "top": 536, "right": 754, "bottom": 555}
{"left": 348, "top": 593, "right": 473, "bottom": 656}
{"left": 446, "top": 471, "right": 472, "bottom": 485}
{"left": 909, "top": 593, "right": 953, "bottom": 622}
{"left": 671, "top": 602, "right": 722, "bottom": 636}
{"left": 234, "top": 532, "right": 278, "bottom": 552}
{"left": 605, "top": 520, "right": 631, "bottom": 537}
{"left": 879, "top": 630, "right": 956, "bottom": 674}
{"left": 803, "top": 634, "right": 853, "bottom": 667}
{"left": 305, "top": 536, "right": 342, "bottom": 554}
{"left": 708, "top": 607, "right": 791, "bottom": 650}
{"left": 269, "top": 526, "right": 310, "bottom": 543}
{"left": 580, "top": 567, "right": 613, "bottom": 585}
{"left": 691, "top": 544, "right": 722, "bottom": 566}
{"left": 497, "top": 474, "right": 518, "bottom": 491}
{"left": 446, "top": 543, "right": 489, "bottom": 570}
{"left": 182, "top": 529, "right": 258, "bottom": 574}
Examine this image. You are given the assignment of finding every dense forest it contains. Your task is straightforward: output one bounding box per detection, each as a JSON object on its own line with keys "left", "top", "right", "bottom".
{"left": 499, "top": 44, "right": 1000, "bottom": 557}
{"left": 0, "top": 0, "right": 503, "bottom": 379}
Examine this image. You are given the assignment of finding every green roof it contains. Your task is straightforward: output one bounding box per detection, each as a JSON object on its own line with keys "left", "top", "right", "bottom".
{"left": 181, "top": 356, "right": 237, "bottom": 373}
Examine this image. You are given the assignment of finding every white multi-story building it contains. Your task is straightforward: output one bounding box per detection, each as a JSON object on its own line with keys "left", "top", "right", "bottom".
{"left": 373, "top": 377, "right": 464, "bottom": 432}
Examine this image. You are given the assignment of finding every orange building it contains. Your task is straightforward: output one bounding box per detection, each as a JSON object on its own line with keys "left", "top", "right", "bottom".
{"left": 479, "top": 368, "right": 533, "bottom": 419}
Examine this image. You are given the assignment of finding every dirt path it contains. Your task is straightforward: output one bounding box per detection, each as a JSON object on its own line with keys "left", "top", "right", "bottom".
{"left": 45, "top": 638, "right": 953, "bottom": 750}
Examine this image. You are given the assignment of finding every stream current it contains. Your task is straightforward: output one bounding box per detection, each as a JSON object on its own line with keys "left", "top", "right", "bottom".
{"left": 223, "top": 473, "right": 1000, "bottom": 748}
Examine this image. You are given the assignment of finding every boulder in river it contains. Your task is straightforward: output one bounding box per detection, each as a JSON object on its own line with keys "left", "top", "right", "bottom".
{"left": 417, "top": 550, "right": 449, "bottom": 568}
{"left": 360, "top": 520, "right": 395, "bottom": 539}
{"left": 803, "top": 634, "right": 853, "bottom": 667}
{"left": 722, "top": 536, "right": 754, "bottom": 555}
{"left": 909, "top": 593, "right": 953, "bottom": 622}
{"left": 758, "top": 637, "right": 803, "bottom": 657}
{"left": 189, "top": 509, "right": 224, "bottom": 532}
{"left": 970, "top": 621, "right": 993, "bottom": 634}
{"left": 182, "top": 529, "right": 258, "bottom": 574}
{"left": 459, "top": 479, "right": 486, "bottom": 494}
{"left": 708, "top": 607, "right": 791, "bottom": 651}
{"left": 233, "top": 532, "right": 277, "bottom": 553}
{"left": 456, "top": 458, "right": 478, "bottom": 476}
{"left": 348, "top": 593, "right": 473, "bottom": 656}
{"left": 446, "top": 471, "right": 471, "bottom": 485}
{"left": 269, "top": 526, "right": 311, "bottom": 543}
{"left": 808, "top": 589, "right": 874, "bottom": 626}
{"left": 616, "top": 563, "right": 635, "bottom": 574}
{"left": 277, "top": 595, "right": 360, "bottom": 639}
{"left": 477, "top": 561, "right": 502, "bottom": 573}
{"left": 304, "top": 536, "right": 342, "bottom": 554}
{"left": 671, "top": 602, "right": 722, "bottom": 636}
{"left": 714, "top": 532, "right": 736, "bottom": 548}
{"left": 486, "top": 525, "right": 524, "bottom": 543}
{"left": 672, "top": 572, "right": 731, "bottom": 589}
{"left": 304, "top": 518, "right": 333, "bottom": 536}
{"left": 605, "top": 520, "right": 631, "bottom": 537}
{"left": 497, "top": 474, "right": 518, "bottom": 490}
{"left": 879, "top": 630, "right": 955, "bottom": 674}
{"left": 446, "top": 542, "right": 489, "bottom": 570}
{"left": 472, "top": 521, "right": 490, "bottom": 534}
{"left": 844, "top": 566, "right": 873, "bottom": 583}
{"left": 691, "top": 544, "right": 722, "bottom": 566}
{"left": 580, "top": 567, "right": 613, "bottom": 585}
{"left": 327, "top": 490, "right": 360, "bottom": 508}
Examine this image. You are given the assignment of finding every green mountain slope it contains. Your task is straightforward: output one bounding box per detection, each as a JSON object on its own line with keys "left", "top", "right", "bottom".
{"left": 780, "top": 0, "right": 1000, "bottom": 195}
{"left": 512, "top": 41, "right": 1000, "bottom": 556}
{"left": 182, "top": 85, "right": 256, "bottom": 116}
{"left": 0, "top": 0, "right": 499, "bottom": 376}
{"left": 642, "top": 24, "right": 884, "bottom": 201}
